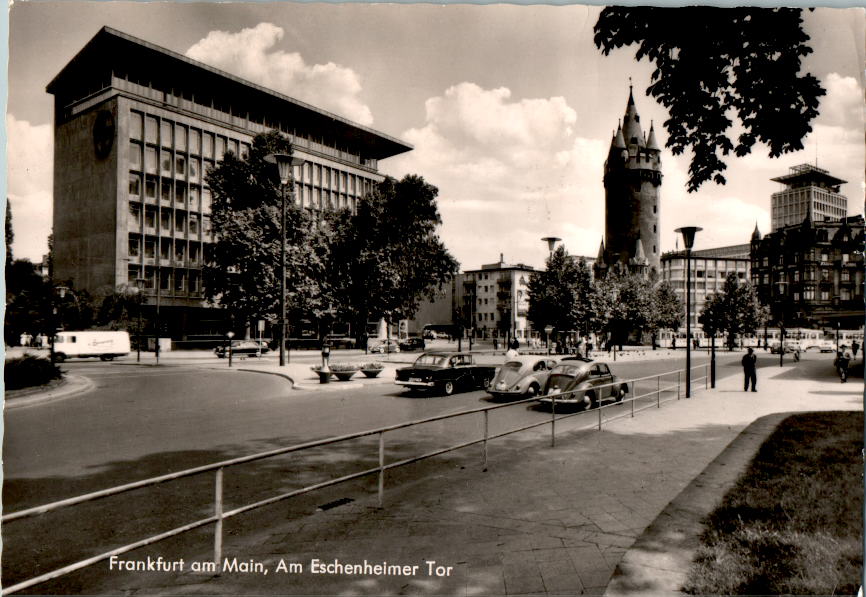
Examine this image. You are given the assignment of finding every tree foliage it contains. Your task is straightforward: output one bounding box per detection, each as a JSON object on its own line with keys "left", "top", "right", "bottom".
{"left": 594, "top": 7, "right": 825, "bottom": 191}
{"left": 699, "top": 273, "right": 766, "bottom": 349}
{"left": 325, "top": 175, "right": 458, "bottom": 342}
{"left": 204, "top": 131, "right": 327, "bottom": 329}
{"left": 6, "top": 200, "right": 13, "bottom": 268}
{"left": 527, "top": 247, "right": 594, "bottom": 336}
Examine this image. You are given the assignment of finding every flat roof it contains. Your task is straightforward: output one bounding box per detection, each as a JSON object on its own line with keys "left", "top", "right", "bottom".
{"left": 771, "top": 164, "right": 846, "bottom": 187}
{"left": 47, "top": 27, "right": 412, "bottom": 160}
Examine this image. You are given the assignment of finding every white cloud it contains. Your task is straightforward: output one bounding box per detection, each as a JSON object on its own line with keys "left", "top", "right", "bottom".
{"left": 7, "top": 115, "right": 53, "bottom": 262}
{"left": 382, "top": 83, "right": 603, "bottom": 270}
{"left": 186, "top": 23, "right": 374, "bottom": 126}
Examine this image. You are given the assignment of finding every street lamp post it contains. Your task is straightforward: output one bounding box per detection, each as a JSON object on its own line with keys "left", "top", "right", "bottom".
{"left": 676, "top": 226, "right": 702, "bottom": 398}
{"left": 265, "top": 153, "right": 305, "bottom": 367}
{"left": 541, "top": 236, "right": 561, "bottom": 258}
{"left": 544, "top": 325, "right": 554, "bottom": 355}
{"left": 226, "top": 331, "right": 235, "bottom": 367}
{"left": 135, "top": 277, "right": 146, "bottom": 363}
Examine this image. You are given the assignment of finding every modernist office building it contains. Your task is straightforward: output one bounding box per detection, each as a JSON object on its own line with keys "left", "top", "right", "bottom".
{"left": 48, "top": 27, "right": 411, "bottom": 339}
{"left": 770, "top": 163, "right": 847, "bottom": 232}
{"left": 659, "top": 244, "right": 751, "bottom": 344}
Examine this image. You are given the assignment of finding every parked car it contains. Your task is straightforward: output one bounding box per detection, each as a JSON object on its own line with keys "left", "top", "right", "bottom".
{"left": 395, "top": 352, "right": 497, "bottom": 396}
{"left": 326, "top": 335, "right": 356, "bottom": 349}
{"left": 538, "top": 360, "right": 628, "bottom": 409}
{"left": 487, "top": 356, "right": 559, "bottom": 400}
{"left": 769, "top": 341, "right": 799, "bottom": 354}
{"left": 398, "top": 337, "right": 426, "bottom": 352}
{"left": 214, "top": 340, "right": 270, "bottom": 358}
{"left": 368, "top": 339, "right": 401, "bottom": 354}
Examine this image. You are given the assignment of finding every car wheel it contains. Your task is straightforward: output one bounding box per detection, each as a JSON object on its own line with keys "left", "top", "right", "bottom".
{"left": 442, "top": 381, "right": 455, "bottom": 396}
{"left": 525, "top": 384, "right": 539, "bottom": 397}
{"left": 616, "top": 384, "right": 628, "bottom": 402}
{"left": 99, "top": 355, "right": 114, "bottom": 362}
{"left": 585, "top": 391, "right": 597, "bottom": 409}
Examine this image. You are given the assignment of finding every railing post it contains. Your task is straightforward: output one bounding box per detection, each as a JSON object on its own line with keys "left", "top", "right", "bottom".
{"left": 657, "top": 375, "right": 661, "bottom": 408}
{"left": 214, "top": 467, "right": 223, "bottom": 571}
{"left": 482, "top": 410, "right": 489, "bottom": 469}
{"left": 705, "top": 364, "right": 708, "bottom": 389}
{"left": 677, "top": 371, "right": 681, "bottom": 400}
{"left": 598, "top": 397, "right": 602, "bottom": 430}
{"left": 550, "top": 393, "right": 556, "bottom": 447}
{"left": 630, "top": 382, "right": 635, "bottom": 418}
{"left": 378, "top": 432, "right": 385, "bottom": 508}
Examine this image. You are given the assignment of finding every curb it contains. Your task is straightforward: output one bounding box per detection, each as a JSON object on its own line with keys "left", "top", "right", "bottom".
{"left": 4, "top": 374, "right": 96, "bottom": 410}
{"left": 604, "top": 412, "right": 790, "bottom": 596}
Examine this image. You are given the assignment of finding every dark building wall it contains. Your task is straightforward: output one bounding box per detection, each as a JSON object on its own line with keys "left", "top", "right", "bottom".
{"left": 53, "top": 99, "right": 119, "bottom": 292}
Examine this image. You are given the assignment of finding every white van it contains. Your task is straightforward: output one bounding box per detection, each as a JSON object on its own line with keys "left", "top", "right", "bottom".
{"left": 52, "top": 331, "right": 131, "bottom": 362}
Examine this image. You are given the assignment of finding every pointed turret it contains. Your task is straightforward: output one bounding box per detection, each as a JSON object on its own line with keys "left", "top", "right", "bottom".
{"left": 751, "top": 222, "right": 761, "bottom": 242}
{"left": 631, "top": 238, "right": 648, "bottom": 265}
{"left": 622, "top": 84, "right": 644, "bottom": 147}
{"left": 647, "top": 121, "right": 660, "bottom": 150}
{"left": 596, "top": 237, "right": 606, "bottom": 261}
{"left": 613, "top": 121, "right": 626, "bottom": 149}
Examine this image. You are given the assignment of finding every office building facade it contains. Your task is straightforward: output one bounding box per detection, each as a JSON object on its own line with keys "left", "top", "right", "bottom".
{"left": 659, "top": 245, "right": 751, "bottom": 345}
{"left": 770, "top": 164, "right": 847, "bottom": 232}
{"left": 48, "top": 27, "right": 411, "bottom": 339}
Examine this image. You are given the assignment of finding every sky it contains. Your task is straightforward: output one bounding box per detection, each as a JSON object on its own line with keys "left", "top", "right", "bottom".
{"left": 6, "top": 2, "right": 865, "bottom": 271}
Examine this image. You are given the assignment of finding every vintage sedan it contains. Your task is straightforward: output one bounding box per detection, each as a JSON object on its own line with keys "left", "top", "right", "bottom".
{"left": 214, "top": 340, "right": 270, "bottom": 358}
{"left": 395, "top": 352, "right": 497, "bottom": 396}
{"left": 537, "top": 360, "right": 628, "bottom": 409}
{"left": 487, "top": 356, "right": 559, "bottom": 400}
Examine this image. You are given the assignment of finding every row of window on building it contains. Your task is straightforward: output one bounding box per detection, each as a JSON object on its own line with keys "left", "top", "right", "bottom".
{"left": 127, "top": 265, "right": 202, "bottom": 297}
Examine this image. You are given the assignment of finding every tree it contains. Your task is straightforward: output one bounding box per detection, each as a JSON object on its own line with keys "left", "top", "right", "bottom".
{"left": 325, "top": 175, "right": 458, "bottom": 344}
{"left": 594, "top": 7, "right": 825, "bottom": 191}
{"left": 699, "top": 273, "right": 766, "bottom": 350}
{"left": 527, "top": 247, "right": 594, "bottom": 342}
{"left": 204, "top": 131, "right": 327, "bottom": 333}
{"left": 94, "top": 284, "right": 146, "bottom": 333}
{"left": 648, "top": 280, "right": 684, "bottom": 349}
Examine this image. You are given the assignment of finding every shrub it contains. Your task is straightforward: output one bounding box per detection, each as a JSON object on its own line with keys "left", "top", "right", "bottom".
{"left": 5, "top": 355, "right": 63, "bottom": 391}
{"left": 360, "top": 362, "right": 384, "bottom": 371}
{"left": 328, "top": 362, "right": 360, "bottom": 373}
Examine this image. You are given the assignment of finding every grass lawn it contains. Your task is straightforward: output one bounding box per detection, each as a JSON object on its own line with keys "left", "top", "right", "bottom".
{"left": 683, "top": 411, "right": 864, "bottom": 595}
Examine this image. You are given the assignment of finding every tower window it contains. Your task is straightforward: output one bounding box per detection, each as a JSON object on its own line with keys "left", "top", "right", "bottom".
{"left": 653, "top": 205, "right": 657, "bottom": 214}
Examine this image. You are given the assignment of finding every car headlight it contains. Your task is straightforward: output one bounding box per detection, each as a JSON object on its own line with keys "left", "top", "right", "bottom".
{"left": 495, "top": 381, "right": 507, "bottom": 390}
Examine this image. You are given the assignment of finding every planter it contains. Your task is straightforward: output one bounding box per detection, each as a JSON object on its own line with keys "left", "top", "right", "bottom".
{"left": 333, "top": 370, "right": 358, "bottom": 382}
{"left": 361, "top": 368, "right": 382, "bottom": 378}
{"left": 313, "top": 369, "right": 332, "bottom": 384}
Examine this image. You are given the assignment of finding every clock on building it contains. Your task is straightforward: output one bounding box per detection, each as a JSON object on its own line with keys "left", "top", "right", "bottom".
{"left": 92, "top": 110, "right": 115, "bottom": 159}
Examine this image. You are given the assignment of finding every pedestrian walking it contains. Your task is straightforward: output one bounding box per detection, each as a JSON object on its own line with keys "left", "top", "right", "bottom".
{"left": 741, "top": 347, "right": 757, "bottom": 392}
{"left": 836, "top": 345, "right": 852, "bottom": 383}
{"left": 19, "top": 332, "right": 32, "bottom": 347}
{"left": 852, "top": 340, "right": 860, "bottom": 359}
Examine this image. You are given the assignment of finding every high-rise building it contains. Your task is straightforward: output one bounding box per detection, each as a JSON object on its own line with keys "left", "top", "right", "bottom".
{"left": 47, "top": 27, "right": 411, "bottom": 339}
{"left": 770, "top": 164, "right": 847, "bottom": 232}
{"left": 596, "top": 86, "right": 662, "bottom": 277}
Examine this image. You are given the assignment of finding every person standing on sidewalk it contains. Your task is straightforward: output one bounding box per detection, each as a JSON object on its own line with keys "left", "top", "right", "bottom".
{"left": 836, "top": 345, "right": 852, "bottom": 383}
{"left": 741, "top": 347, "right": 758, "bottom": 392}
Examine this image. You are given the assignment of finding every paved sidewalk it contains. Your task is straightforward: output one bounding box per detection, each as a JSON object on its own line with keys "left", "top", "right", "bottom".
{"left": 89, "top": 357, "right": 861, "bottom": 596}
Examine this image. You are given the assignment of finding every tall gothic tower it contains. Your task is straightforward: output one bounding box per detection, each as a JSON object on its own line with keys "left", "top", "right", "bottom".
{"left": 597, "top": 86, "right": 662, "bottom": 276}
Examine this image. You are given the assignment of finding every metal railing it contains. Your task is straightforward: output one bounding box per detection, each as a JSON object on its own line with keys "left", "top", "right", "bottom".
{"left": 2, "top": 363, "right": 708, "bottom": 595}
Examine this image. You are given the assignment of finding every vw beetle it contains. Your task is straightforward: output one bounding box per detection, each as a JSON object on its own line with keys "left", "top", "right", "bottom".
{"left": 537, "top": 360, "right": 628, "bottom": 409}
{"left": 487, "top": 355, "right": 559, "bottom": 400}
